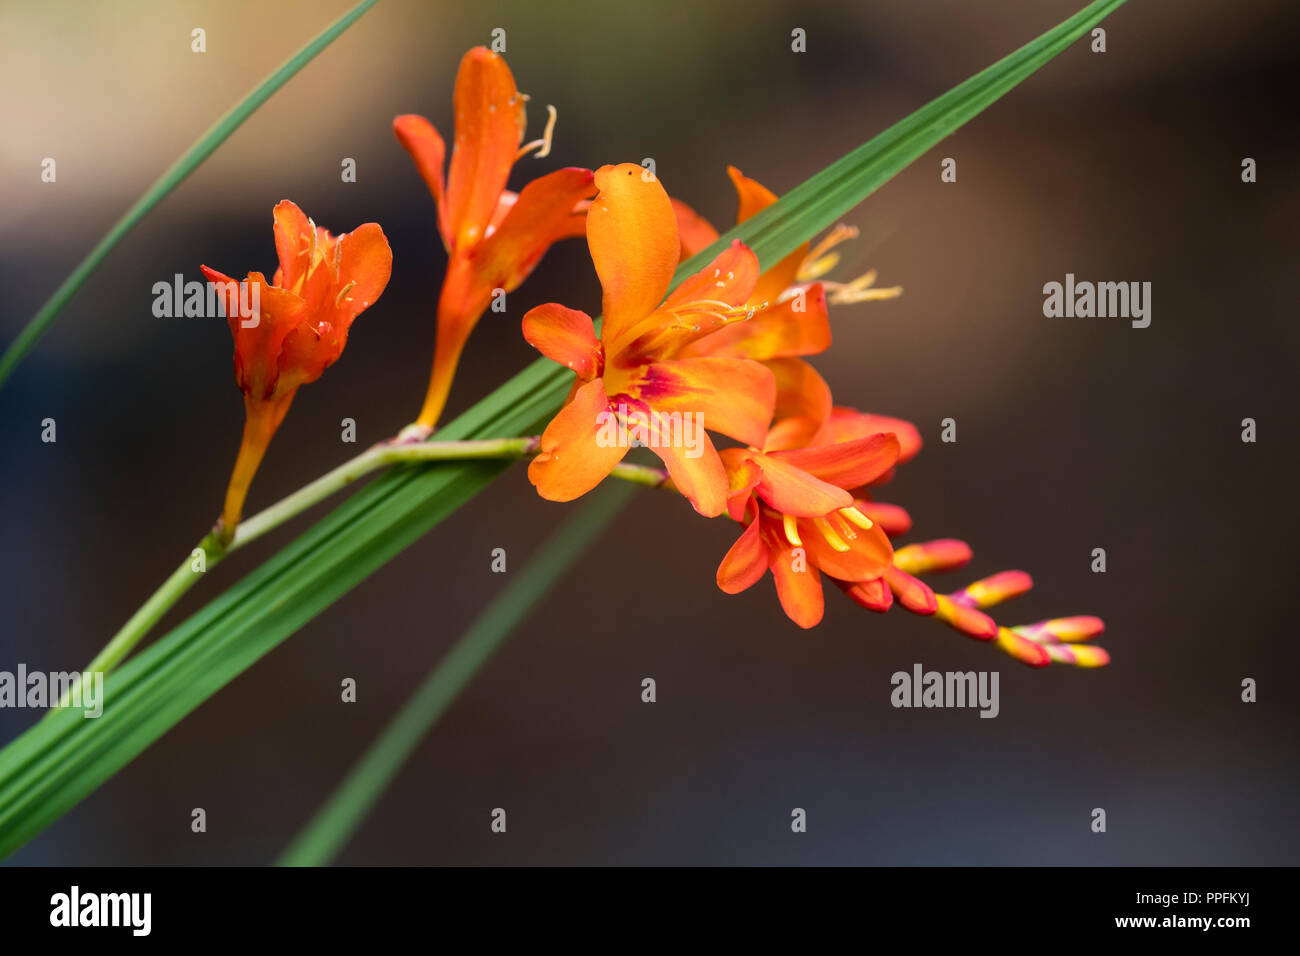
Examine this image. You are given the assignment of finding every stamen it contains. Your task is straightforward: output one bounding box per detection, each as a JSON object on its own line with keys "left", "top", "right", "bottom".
{"left": 783, "top": 513, "right": 802, "bottom": 547}
{"left": 334, "top": 280, "right": 356, "bottom": 307}
{"left": 839, "top": 506, "right": 874, "bottom": 530}
{"left": 518, "top": 104, "right": 558, "bottom": 160}
{"left": 824, "top": 278, "right": 904, "bottom": 305}
{"left": 797, "top": 224, "right": 859, "bottom": 281}
{"left": 798, "top": 252, "right": 840, "bottom": 282}
{"left": 814, "top": 516, "right": 851, "bottom": 552}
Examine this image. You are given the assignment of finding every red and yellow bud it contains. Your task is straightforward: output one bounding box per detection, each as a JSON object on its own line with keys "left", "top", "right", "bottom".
{"left": 892, "top": 538, "right": 973, "bottom": 576}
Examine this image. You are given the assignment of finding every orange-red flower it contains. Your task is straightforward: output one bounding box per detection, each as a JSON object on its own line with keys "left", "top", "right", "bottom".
{"left": 202, "top": 200, "right": 391, "bottom": 540}
{"left": 705, "top": 362, "right": 1108, "bottom": 666}
{"left": 715, "top": 367, "right": 901, "bottom": 627}
{"left": 673, "top": 165, "right": 901, "bottom": 313}
{"left": 394, "top": 46, "right": 597, "bottom": 432}
{"left": 522, "top": 163, "right": 778, "bottom": 516}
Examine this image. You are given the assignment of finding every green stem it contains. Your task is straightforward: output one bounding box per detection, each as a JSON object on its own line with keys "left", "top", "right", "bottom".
{"left": 51, "top": 436, "right": 666, "bottom": 713}
{"left": 231, "top": 436, "right": 539, "bottom": 550}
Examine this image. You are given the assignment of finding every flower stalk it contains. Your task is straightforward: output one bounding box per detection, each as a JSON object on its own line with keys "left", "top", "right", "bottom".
{"left": 52, "top": 435, "right": 667, "bottom": 712}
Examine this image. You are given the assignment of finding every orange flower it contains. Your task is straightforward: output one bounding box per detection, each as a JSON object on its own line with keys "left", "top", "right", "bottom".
{"left": 715, "top": 367, "right": 901, "bottom": 627}
{"left": 673, "top": 165, "right": 902, "bottom": 309}
{"left": 522, "top": 164, "right": 777, "bottom": 516}
{"left": 394, "top": 46, "right": 597, "bottom": 432}
{"left": 202, "top": 200, "right": 392, "bottom": 540}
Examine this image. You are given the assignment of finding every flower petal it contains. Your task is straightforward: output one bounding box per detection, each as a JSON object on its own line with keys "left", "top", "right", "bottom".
{"left": 769, "top": 542, "right": 825, "bottom": 628}
{"left": 717, "top": 516, "right": 768, "bottom": 594}
{"left": 815, "top": 407, "right": 922, "bottom": 463}
{"left": 679, "top": 284, "right": 830, "bottom": 362}
{"left": 329, "top": 222, "right": 393, "bottom": 333}
{"left": 884, "top": 565, "right": 938, "bottom": 615}
{"left": 662, "top": 239, "right": 760, "bottom": 310}
{"left": 473, "top": 167, "right": 597, "bottom": 292}
{"left": 727, "top": 165, "right": 778, "bottom": 222}
{"left": 649, "top": 430, "right": 728, "bottom": 517}
{"left": 272, "top": 200, "right": 316, "bottom": 293}
{"left": 857, "top": 498, "right": 912, "bottom": 536}
{"left": 617, "top": 241, "right": 762, "bottom": 362}
{"left": 770, "top": 433, "right": 899, "bottom": 490}
{"left": 393, "top": 114, "right": 448, "bottom": 246}
{"left": 634, "top": 357, "right": 774, "bottom": 447}
{"left": 587, "top": 163, "right": 679, "bottom": 355}
{"left": 522, "top": 303, "right": 601, "bottom": 380}
{"left": 837, "top": 576, "right": 893, "bottom": 612}
{"left": 751, "top": 453, "right": 852, "bottom": 517}
{"left": 801, "top": 513, "right": 893, "bottom": 582}
{"left": 761, "top": 358, "right": 833, "bottom": 452}
{"left": 726, "top": 167, "right": 806, "bottom": 304}
{"left": 671, "top": 197, "right": 719, "bottom": 260}
{"left": 203, "top": 267, "right": 306, "bottom": 401}
{"left": 720, "top": 448, "right": 761, "bottom": 521}
{"left": 444, "top": 47, "right": 526, "bottom": 251}
{"left": 528, "top": 378, "right": 627, "bottom": 501}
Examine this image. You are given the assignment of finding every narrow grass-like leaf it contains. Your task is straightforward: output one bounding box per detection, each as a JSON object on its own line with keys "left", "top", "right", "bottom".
{"left": 0, "top": 0, "right": 381, "bottom": 388}
{"left": 276, "top": 483, "right": 634, "bottom": 867}
{"left": 0, "top": 0, "right": 1126, "bottom": 859}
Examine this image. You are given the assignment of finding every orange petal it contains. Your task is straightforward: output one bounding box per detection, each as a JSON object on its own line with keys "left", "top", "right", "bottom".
{"left": 617, "top": 241, "right": 761, "bottom": 361}
{"left": 717, "top": 517, "right": 768, "bottom": 594}
{"left": 837, "top": 576, "right": 893, "bottom": 613}
{"left": 444, "top": 47, "right": 526, "bottom": 251}
{"left": 329, "top": 223, "right": 393, "bottom": 333}
{"left": 393, "top": 114, "right": 448, "bottom": 246}
{"left": 750, "top": 453, "right": 852, "bottom": 517}
{"left": 634, "top": 357, "right": 774, "bottom": 447}
{"left": 473, "top": 166, "right": 597, "bottom": 293}
{"left": 726, "top": 167, "right": 807, "bottom": 302}
{"left": 771, "top": 433, "right": 900, "bottom": 490}
{"left": 662, "top": 239, "right": 759, "bottom": 310}
{"left": 857, "top": 499, "right": 912, "bottom": 536}
{"left": 204, "top": 267, "right": 306, "bottom": 401}
{"left": 671, "top": 197, "right": 720, "bottom": 260}
{"left": 720, "top": 448, "right": 761, "bottom": 521}
{"left": 815, "top": 408, "right": 922, "bottom": 463}
{"left": 648, "top": 430, "right": 728, "bottom": 517}
{"left": 522, "top": 303, "right": 601, "bottom": 380}
{"left": 801, "top": 514, "right": 893, "bottom": 582}
{"left": 587, "top": 163, "right": 679, "bottom": 356}
{"left": 769, "top": 542, "right": 825, "bottom": 628}
{"left": 727, "top": 165, "right": 778, "bottom": 222}
{"left": 760, "top": 358, "right": 833, "bottom": 452}
{"left": 884, "top": 565, "right": 938, "bottom": 615}
{"left": 528, "top": 378, "right": 628, "bottom": 501}
{"left": 680, "top": 284, "right": 830, "bottom": 362}
{"left": 272, "top": 201, "right": 316, "bottom": 293}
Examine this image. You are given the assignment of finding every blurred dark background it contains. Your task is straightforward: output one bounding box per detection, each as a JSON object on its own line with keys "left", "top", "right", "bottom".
{"left": 1, "top": 0, "right": 1297, "bottom": 865}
